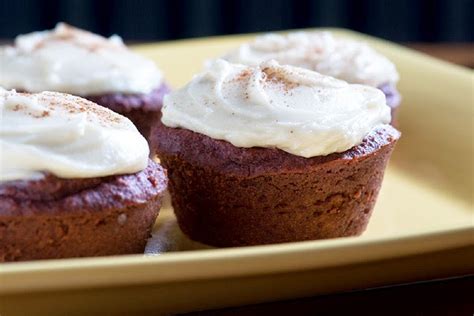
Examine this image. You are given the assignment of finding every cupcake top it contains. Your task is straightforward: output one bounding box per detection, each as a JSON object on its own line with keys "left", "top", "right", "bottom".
{"left": 0, "top": 88, "right": 149, "bottom": 182}
{"left": 0, "top": 23, "right": 163, "bottom": 95}
{"left": 161, "top": 60, "right": 391, "bottom": 158}
{"left": 222, "top": 31, "right": 399, "bottom": 87}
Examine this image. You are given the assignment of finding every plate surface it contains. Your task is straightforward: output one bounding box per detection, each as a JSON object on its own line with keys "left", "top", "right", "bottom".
{"left": 1, "top": 28, "right": 473, "bottom": 315}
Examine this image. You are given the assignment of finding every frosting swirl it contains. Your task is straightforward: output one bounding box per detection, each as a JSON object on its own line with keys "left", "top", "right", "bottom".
{"left": 0, "top": 89, "right": 149, "bottom": 182}
{"left": 161, "top": 60, "right": 391, "bottom": 158}
{"left": 0, "top": 23, "right": 162, "bottom": 95}
{"left": 222, "top": 31, "right": 399, "bottom": 87}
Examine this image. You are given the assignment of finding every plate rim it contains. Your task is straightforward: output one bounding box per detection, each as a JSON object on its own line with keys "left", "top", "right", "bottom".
{"left": 1, "top": 226, "right": 472, "bottom": 294}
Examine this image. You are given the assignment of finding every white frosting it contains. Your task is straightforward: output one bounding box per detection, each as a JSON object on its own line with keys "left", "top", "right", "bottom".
{"left": 0, "top": 89, "right": 149, "bottom": 182}
{"left": 0, "top": 23, "right": 163, "bottom": 95}
{"left": 222, "top": 32, "right": 399, "bottom": 87}
{"left": 161, "top": 60, "right": 391, "bottom": 158}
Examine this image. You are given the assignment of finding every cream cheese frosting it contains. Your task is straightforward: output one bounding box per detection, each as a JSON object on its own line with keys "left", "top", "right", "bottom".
{"left": 0, "top": 23, "right": 163, "bottom": 95}
{"left": 0, "top": 89, "right": 149, "bottom": 182}
{"left": 222, "top": 31, "right": 399, "bottom": 87}
{"left": 161, "top": 60, "right": 391, "bottom": 158}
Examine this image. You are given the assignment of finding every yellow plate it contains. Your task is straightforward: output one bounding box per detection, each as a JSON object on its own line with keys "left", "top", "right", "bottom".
{"left": 1, "top": 28, "right": 473, "bottom": 316}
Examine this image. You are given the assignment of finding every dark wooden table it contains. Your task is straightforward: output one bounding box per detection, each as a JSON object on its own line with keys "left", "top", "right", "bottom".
{"left": 187, "top": 276, "right": 474, "bottom": 316}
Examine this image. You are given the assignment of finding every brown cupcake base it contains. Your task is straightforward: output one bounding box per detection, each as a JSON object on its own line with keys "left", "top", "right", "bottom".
{"left": 0, "top": 160, "right": 167, "bottom": 262}
{"left": 152, "top": 123, "right": 400, "bottom": 247}
{"left": 1, "top": 199, "right": 161, "bottom": 261}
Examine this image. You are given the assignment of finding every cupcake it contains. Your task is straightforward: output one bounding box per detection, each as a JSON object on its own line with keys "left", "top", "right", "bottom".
{"left": 0, "top": 23, "right": 169, "bottom": 139}
{"left": 222, "top": 31, "right": 401, "bottom": 126}
{"left": 0, "top": 88, "right": 167, "bottom": 261}
{"left": 151, "top": 60, "right": 400, "bottom": 247}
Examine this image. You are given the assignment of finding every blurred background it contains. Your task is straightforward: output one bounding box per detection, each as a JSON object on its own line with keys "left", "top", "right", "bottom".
{"left": 0, "top": 0, "right": 473, "bottom": 42}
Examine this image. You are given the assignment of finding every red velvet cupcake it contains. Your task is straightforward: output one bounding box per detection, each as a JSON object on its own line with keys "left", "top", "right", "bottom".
{"left": 0, "top": 23, "right": 169, "bottom": 139}
{"left": 0, "top": 89, "right": 167, "bottom": 261}
{"left": 151, "top": 60, "right": 400, "bottom": 247}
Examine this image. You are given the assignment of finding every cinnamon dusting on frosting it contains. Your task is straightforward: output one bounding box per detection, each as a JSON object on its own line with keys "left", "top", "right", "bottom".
{"left": 261, "top": 66, "right": 298, "bottom": 91}
{"left": 31, "top": 23, "right": 122, "bottom": 53}
{"left": 161, "top": 59, "right": 391, "bottom": 158}
{"left": 8, "top": 91, "right": 125, "bottom": 125}
{"left": 0, "top": 23, "right": 163, "bottom": 95}
{"left": 222, "top": 31, "right": 399, "bottom": 87}
{"left": 0, "top": 88, "right": 149, "bottom": 182}
{"left": 234, "top": 69, "right": 252, "bottom": 81}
